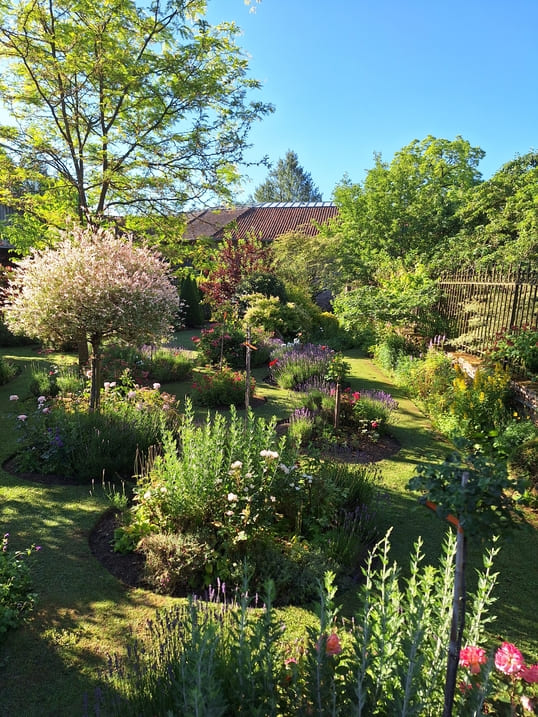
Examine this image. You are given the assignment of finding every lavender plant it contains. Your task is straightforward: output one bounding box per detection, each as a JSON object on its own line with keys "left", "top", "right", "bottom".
{"left": 269, "top": 342, "right": 335, "bottom": 390}
{"left": 90, "top": 530, "right": 501, "bottom": 716}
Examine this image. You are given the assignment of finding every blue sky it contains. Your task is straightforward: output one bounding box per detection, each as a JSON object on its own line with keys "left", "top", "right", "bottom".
{"left": 207, "top": 0, "right": 538, "bottom": 202}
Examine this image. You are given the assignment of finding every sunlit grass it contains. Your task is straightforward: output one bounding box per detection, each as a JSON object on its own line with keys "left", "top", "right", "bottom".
{"left": 0, "top": 337, "right": 536, "bottom": 715}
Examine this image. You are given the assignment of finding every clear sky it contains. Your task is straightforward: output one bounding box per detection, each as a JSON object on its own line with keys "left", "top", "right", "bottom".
{"left": 207, "top": 0, "right": 538, "bottom": 202}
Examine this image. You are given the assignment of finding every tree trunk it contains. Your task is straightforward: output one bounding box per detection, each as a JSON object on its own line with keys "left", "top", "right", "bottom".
{"left": 89, "top": 339, "right": 102, "bottom": 412}
{"left": 245, "top": 326, "right": 251, "bottom": 411}
{"left": 77, "top": 331, "right": 89, "bottom": 370}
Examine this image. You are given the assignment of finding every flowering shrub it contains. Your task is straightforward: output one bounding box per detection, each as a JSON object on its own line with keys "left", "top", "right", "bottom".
{"left": 10, "top": 380, "right": 179, "bottom": 481}
{"left": 488, "top": 325, "right": 538, "bottom": 377}
{"left": 0, "top": 533, "right": 40, "bottom": 639}
{"left": 192, "top": 323, "right": 246, "bottom": 368}
{"left": 192, "top": 365, "right": 255, "bottom": 408}
{"left": 459, "top": 640, "right": 538, "bottom": 715}
{"left": 269, "top": 342, "right": 335, "bottom": 390}
{"left": 115, "top": 400, "right": 381, "bottom": 602}
{"left": 92, "top": 531, "right": 501, "bottom": 716}
{"left": 101, "top": 343, "right": 193, "bottom": 384}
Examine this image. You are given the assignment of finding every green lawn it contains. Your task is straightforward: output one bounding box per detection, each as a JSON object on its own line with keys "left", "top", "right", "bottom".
{"left": 0, "top": 340, "right": 536, "bottom": 716}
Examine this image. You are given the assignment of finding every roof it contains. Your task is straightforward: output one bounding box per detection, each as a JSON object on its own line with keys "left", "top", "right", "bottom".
{"left": 183, "top": 202, "right": 338, "bottom": 242}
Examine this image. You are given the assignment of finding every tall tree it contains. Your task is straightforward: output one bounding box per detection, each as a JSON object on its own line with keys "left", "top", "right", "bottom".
{"left": 332, "top": 136, "right": 484, "bottom": 283}
{"left": 252, "top": 150, "right": 322, "bottom": 202}
{"left": 443, "top": 152, "right": 538, "bottom": 270}
{"left": 3, "top": 224, "right": 179, "bottom": 411}
{"left": 0, "top": 0, "right": 272, "bottom": 249}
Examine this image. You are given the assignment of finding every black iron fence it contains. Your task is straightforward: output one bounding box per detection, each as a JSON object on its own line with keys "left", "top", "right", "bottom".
{"left": 438, "top": 266, "right": 538, "bottom": 355}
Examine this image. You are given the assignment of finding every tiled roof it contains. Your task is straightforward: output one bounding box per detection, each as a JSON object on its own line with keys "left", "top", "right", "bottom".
{"left": 184, "top": 202, "right": 338, "bottom": 241}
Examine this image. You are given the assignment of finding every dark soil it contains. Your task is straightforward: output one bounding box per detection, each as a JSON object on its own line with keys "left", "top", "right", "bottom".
{"left": 3, "top": 434, "right": 400, "bottom": 592}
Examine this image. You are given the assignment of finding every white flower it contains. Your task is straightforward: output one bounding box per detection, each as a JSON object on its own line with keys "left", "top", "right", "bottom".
{"left": 143, "top": 490, "right": 151, "bottom": 500}
{"left": 152, "top": 382, "right": 161, "bottom": 390}
{"left": 279, "top": 463, "right": 290, "bottom": 474}
{"left": 37, "top": 395, "right": 46, "bottom": 403}
{"left": 42, "top": 407, "right": 51, "bottom": 414}
{"left": 260, "top": 449, "right": 279, "bottom": 460}
{"left": 225, "top": 510, "right": 234, "bottom": 516}
{"left": 127, "top": 390, "right": 137, "bottom": 399}
{"left": 160, "top": 487, "right": 167, "bottom": 494}
{"left": 230, "top": 460, "right": 243, "bottom": 470}
{"left": 17, "top": 414, "right": 28, "bottom": 421}
{"left": 104, "top": 382, "right": 110, "bottom": 389}
{"left": 269, "top": 496, "right": 276, "bottom": 502}
{"left": 109, "top": 381, "right": 116, "bottom": 388}
{"left": 227, "top": 492, "right": 238, "bottom": 502}
{"left": 9, "top": 395, "right": 18, "bottom": 401}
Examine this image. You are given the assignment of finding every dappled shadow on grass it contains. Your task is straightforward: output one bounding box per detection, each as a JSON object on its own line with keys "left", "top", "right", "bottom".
{"left": 0, "top": 470, "right": 172, "bottom": 717}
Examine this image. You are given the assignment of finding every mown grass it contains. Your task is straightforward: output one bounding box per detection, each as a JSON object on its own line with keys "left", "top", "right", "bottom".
{"left": 0, "top": 339, "right": 536, "bottom": 716}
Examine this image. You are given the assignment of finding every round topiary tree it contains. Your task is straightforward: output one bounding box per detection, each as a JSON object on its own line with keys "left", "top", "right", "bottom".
{"left": 4, "top": 224, "right": 179, "bottom": 411}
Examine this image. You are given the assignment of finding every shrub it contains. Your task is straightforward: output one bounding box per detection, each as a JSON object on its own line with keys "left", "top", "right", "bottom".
{"left": 0, "top": 533, "right": 40, "bottom": 639}
{"left": 192, "top": 365, "right": 255, "bottom": 408}
{"left": 28, "top": 362, "right": 60, "bottom": 398}
{"left": 12, "top": 383, "right": 180, "bottom": 481}
{"left": 374, "top": 331, "right": 416, "bottom": 372}
{"left": 487, "top": 324, "right": 538, "bottom": 377}
{"left": 146, "top": 347, "right": 193, "bottom": 383}
{"left": 179, "top": 274, "right": 204, "bottom": 328}
{"left": 115, "top": 402, "right": 381, "bottom": 601}
{"left": 138, "top": 531, "right": 214, "bottom": 594}
{"left": 192, "top": 322, "right": 247, "bottom": 368}
{"left": 0, "top": 355, "right": 17, "bottom": 385}
{"left": 269, "top": 342, "right": 335, "bottom": 390}
{"left": 92, "top": 531, "right": 501, "bottom": 717}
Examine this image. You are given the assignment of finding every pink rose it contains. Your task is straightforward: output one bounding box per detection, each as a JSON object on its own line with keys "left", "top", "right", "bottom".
{"left": 520, "top": 664, "right": 538, "bottom": 684}
{"left": 495, "top": 642, "right": 524, "bottom": 675}
{"left": 459, "top": 645, "right": 487, "bottom": 674}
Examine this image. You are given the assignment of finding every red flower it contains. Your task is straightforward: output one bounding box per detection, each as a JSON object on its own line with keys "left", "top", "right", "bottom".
{"left": 459, "top": 645, "right": 487, "bottom": 674}
{"left": 268, "top": 359, "right": 278, "bottom": 367}
{"left": 325, "top": 632, "right": 342, "bottom": 656}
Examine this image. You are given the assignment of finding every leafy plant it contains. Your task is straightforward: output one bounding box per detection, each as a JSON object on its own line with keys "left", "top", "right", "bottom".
{"left": 0, "top": 533, "right": 40, "bottom": 639}
{"left": 488, "top": 324, "right": 538, "bottom": 377}
{"left": 192, "top": 365, "right": 255, "bottom": 408}
{"left": 0, "top": 355, "right": 17, "bottom": 385}
{"left": 92, "top": 531, "right": 501, "bottom": 716}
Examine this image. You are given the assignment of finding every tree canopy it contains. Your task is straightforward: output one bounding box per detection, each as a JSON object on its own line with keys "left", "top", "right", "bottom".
{"left": 332, "top": 136, "right": 484, "bottom": 282}
{"left": 252, "top": 150, "right": 322, "bottom": 202}
{"left": 0, "top": 0, "right": 272, "bottom": 249}
{"left": 4, "top": 224, "right": 179, "bottom": 409}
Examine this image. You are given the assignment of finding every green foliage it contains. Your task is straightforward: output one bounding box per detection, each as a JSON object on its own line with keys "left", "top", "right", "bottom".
{"left": 408, "top": 442, "right": 524, "bottom": 538}
{"left": 28, "top": 362, "right": 60, "bottom": 398}
{"left": 146, "top": 348, "right": 193, "bottom": 383}
{"left": 0, "top": 533, "right": 39, "bottom": 639}
{"left": 235, "top": 271, "right": 288, "bottom": 304}
{"left": 252, "top": 150, "right": 322, "bottom": 202}
{"left": 333, "top": 262, "right": 442, "bottom": 338}
{"left": 487, "top": 324, "right": 538, "bottom": 377}
{"left": 192, "top": 366, "right": 255, "bottom": 408}
{"left": 12, "top": 382, "right": 179, "bottom": 481}
{"left": 446, "top": 152, "right": 538, "bottom": 270}
{"left": 94, "top": 532, "right": 501, "bottom": 716}
{"left": 333, "top": 135, "right": 484, "bottom": 281}
{"left": 179, "top": 275, "right": 204, "bottom": 328}
{"left": 243, "top": 295, "right": 314, "bottom": 342}
{"left": 269, "top": 342, "right": 335, "bottom": 390}
{"left": 0, "top": 355, "right": 17, "bottom": 385}
{"left": 116, "top": 401, "right": 381, "bottom": 601}
{"left": 0, "top": 0, "right": 272, "bottom": 238}
{"left": 373, "top": 331, "right": 417, "bottom": 373}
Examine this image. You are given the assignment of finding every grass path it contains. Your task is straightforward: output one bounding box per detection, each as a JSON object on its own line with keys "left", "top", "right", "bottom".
{"left": 0, "top": 344, "right": 536, "bottom": 716}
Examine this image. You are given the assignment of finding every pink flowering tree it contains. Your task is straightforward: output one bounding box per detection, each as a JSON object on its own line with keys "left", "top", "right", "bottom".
{"left": 3, "top": 224, "right": 179, "bottom": 411}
